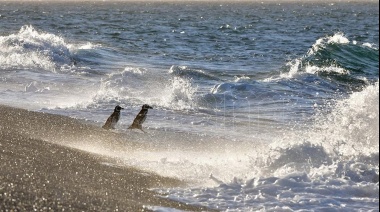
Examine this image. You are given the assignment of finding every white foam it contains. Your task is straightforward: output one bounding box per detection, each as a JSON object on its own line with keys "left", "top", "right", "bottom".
{"left": 233, "top": 75, "right": 251, "bottom": 83}
{"left": 305, "top": 65, "right": 350, "bottom": 75}
{"left": 73, "top": 80, "right": 378, "bottom": 187}
{"left": 76, "top": 42, "right": 101, "bottom": 50}
{"left": 147, "top": 82, "right": 378, "bottom": 211}
{"left": 81, "top": 66, "right": 199, "bottom": 111}
{"left": 24, "top": 81, "right": 50, "bottom": 93}
{"left": 281, "top": 58, "right": 302, "bottom": 79}
{"left": 143, "top": 206, "right": 184, "bottom": 212}
{"left": 362, "top": 42, "right": 379, "bottom": 50}
{"left": 155, "top": 169, "right": 377, "bottom": 211}
{"left": 313, "top": 81, "right": 379, "bottom": 155}
{"left": 308, "top": 32, "right": 350, "bottom": 56}
{"left": 263, "top": 33, "right": 356, "bottom": 81}
{"left": 0, "top": 25, "right": 72, "bottom": 72}
{"left": 22, "top": 66, "right": 375, "bottom": 212}
{"left": 163, "top": 76, "right": 197, "bottom": 110}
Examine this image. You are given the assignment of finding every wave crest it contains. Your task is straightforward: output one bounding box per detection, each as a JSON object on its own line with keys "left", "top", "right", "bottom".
{"left": 81, "top": 66, "right": 199, "bottom": 111}
{"left": 169, "top": 65, "right": 219, "bottom": 81}
{"left": 0, "top": 25, "right": 75, "bottom": 71}
{"left": 308, "top": 32, "right": 350, "bottom": 56}
{"left": 265, "top": 32, "right": 378, "bottom": 92}
{"left": 315, "top": 81, "right": 379, "bottom": 155}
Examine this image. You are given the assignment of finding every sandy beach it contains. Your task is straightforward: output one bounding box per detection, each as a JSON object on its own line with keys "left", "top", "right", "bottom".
{"left": 0, "top": 105, "right": 211, "bottom": 211}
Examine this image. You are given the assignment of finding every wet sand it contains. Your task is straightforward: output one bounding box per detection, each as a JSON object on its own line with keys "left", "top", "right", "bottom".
{"left": 0, "top": 105, "right": 212, "bottom": 211}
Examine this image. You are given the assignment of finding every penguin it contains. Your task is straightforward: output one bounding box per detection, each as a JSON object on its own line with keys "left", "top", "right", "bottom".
{"left": 102, "top": 105, "right": 124, "bottom": 130}
{"left": 128, "top": 104, "right": 153, "bottom": 133}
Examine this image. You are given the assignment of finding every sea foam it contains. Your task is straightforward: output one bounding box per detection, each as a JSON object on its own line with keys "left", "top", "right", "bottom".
{"left": 150, "top": 82, "right": 379, "bottom": 211}
{"left": 0, "top": 25, "right": 71, "bottom": 71}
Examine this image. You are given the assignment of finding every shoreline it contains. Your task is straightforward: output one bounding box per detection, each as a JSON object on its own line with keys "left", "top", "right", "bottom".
{"left": 0, "top": 104, "right": 213, "bottom": 211}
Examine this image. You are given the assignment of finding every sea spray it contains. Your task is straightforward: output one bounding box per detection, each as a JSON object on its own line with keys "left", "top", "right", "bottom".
{"left": 80, "top": 65, "right": 199, "bottom": 111}
{"left": 313, "top": 81, "right": 379, "bottom": 155}
{"left": 0, "top": 25, "right": 72, "bottom": 71}
{"left": 152, "top": 82, "right": 379, "bottom": 211}
{"left": 307, "top": 32, "right": 350, "bottom": 56}
{"left": 0, "top": 2, "right": 378, "bottom": 211}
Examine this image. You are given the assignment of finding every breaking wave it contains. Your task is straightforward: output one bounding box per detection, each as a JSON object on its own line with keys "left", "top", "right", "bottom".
{"left": 151, "top": 81, "right": 379, "bottom": 211}
{"left": 266, "top": 32, "right": 379, "bottom": 92}
{"left": 0, "top": 25, "right": 99, "bottom": 73}
{"left": 265, "top": 81, "right": 379, "bottom": 175}
{"left": 81, "top": 66, "right": 198, "bottom": 111}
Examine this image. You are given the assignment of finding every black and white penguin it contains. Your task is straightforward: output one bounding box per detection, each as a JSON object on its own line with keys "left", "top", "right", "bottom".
{"left": 128, "top": 104, "right": 153, "bottom": 133}
{"left": 102, "top": 105, "right": 124, "bottom": 130}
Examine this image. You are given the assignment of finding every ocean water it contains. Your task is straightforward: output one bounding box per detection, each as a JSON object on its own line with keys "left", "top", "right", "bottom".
{"left": 0, "top": 1, "right": 379, "bottom": 211}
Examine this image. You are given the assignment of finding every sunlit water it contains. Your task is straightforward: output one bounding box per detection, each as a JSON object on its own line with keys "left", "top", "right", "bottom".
{"left": 0, "top": 1, "right": 378, "bottom": 211}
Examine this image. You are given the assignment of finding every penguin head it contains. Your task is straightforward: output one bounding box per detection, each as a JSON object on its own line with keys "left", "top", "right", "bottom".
{"left": 115, "top": 105, "right": 124, "bottom": 112}
{"left": 142, "top": 104, "right": 153, "bottom": 110}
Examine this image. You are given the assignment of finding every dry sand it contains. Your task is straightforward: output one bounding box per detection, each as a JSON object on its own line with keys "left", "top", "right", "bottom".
{"left": 0, "top": 105, "right": 213, "bottom": 211}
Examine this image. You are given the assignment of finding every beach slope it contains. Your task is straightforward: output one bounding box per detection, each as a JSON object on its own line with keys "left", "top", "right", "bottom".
{"left": 0, "top": 105, "right": 210, "bottom": 211}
